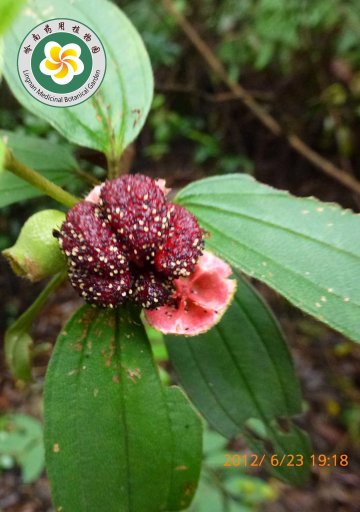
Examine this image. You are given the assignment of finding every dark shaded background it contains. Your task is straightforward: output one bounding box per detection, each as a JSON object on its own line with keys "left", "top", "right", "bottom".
{"left": 1, "top": 0, "right": 360, "bottom": 510}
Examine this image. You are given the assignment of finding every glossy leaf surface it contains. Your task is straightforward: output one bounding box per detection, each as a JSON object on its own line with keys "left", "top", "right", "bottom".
{"left": 176, "top": 174, "right": 360, "bottom": 343}
{"left": 4, "top": 0, "right": 153, "bottom": 158}
{"left": 44, "top": 305, "right": 202, "bottom": 512}
{"left": 166, "top": 270, "right": 311, "bottom": 485}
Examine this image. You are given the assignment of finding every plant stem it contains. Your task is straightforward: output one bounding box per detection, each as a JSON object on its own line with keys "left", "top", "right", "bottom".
{"left": 107, "top": 152, "right": 122, "bottom": 180}
{"left": 5, "top": 271, "right": 67, "bottom": 379}
{"left": 10, "top": 271, "right": 67, "bottom": 333}
{"left": 4, "top": 148, "right": 79, "bottom": 208}
{"left": 75, "top": 167, "right": 101, "bottom": 186}
{"left": 107, "top": 153, "right": 117, "bottom": 180}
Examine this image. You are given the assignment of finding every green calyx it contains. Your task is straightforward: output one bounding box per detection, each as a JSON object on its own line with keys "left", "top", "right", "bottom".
{"left": 3, "top": 209, "right": 66, "bottom": 282}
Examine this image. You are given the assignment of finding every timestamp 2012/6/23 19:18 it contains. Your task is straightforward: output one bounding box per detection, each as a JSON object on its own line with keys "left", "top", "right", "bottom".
{"left": 223, "top": 454, "right": 349, "bottom": 467}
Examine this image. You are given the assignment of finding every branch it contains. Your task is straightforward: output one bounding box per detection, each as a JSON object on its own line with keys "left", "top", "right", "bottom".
{"left": 75, "top": 167, "right": 101, "bottom": 186}
{"left": 8, "top": 271, "right": 67, "bottom": 333}
{"left": 4, "top": 148, "right": 79, "bottom": 208}
{"left": 160, "top": 0, "right": 360, "bottom": 196}
{"left": 155, "top": 84, "right": 274, "bottom": 102}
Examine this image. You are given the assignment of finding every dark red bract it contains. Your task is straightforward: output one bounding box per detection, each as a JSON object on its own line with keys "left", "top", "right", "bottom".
{"left": 131, "top": 270, "right": 175, "bottom": 310}
{"left": 56, "top": 175, "right": 204, "bottom": 309}
{"left": 59, "top": 202, "right": 129, "bottom": 276}
{"left": 99, "top": 175, "right": 169, "bottom": 264}
{"left": 154, "top": 204, "right": 204, "bottom": 278}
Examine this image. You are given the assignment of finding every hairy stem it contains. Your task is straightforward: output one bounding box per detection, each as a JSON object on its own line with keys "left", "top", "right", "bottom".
{"left": 5, "top": 271, "right": 67, "bottom": 379}
{"left": 107, "top": 153, "right": 119, "bottom": 180}
{"left": 4, "top": 148, "right": 79, "bottom": 208}
{"left": 75, "top": 167, "right": 101, "bottom": 186}
{"left": 10, "top": 271, "right": 67, "bottom": 333}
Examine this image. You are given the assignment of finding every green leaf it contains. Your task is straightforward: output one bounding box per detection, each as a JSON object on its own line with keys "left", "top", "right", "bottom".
{"left": 0, "top": 414, "right": 45, "bottom": 484}
{"left": 188, "top": 481, "right": 224, "bottom": 512}
{"left": 0, "top": 137, "right": 5, "bottom": 174}
{"left": 44, "top": 305, "right": 202, "bottom": 512}
{"left": 223, "top": 474, "right": 276, "bottom": 505}
{"left": 19, "top": 442, "right": 45, "bottom": 483}
{"left": 9, "top": 414, "right": 43, "bottom": 440}
{"left": 4, "top": 0, "right": 153, "bottom": 159}
{"left": 4, "top": 330, "right": 33, "bottom": 382}
{"left": 165, "top": 270, "right": 311, "bottom": 485}
{"left": 176, "top": 174, "right": 360, "bottom": 344}
{"left": 0, "top": 39, "right": 3, "bottom": 82}
{"left": 0, "top": 130, "right": 79, "bottom": 206}
{"left": 0, "top": 0, "right": 25, "bottom": 36}
{"left": 244, "top": 419, "right": 310, "bottom": 485}
{"left": 165, "top": 387, "right": 203, "bottom": 511}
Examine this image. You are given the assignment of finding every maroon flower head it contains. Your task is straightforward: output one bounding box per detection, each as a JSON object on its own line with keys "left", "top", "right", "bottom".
{"left": 131, "top": 269, "right": 175, "bottom": 310}
{"left": 56, "top": 174, "right": 204, "bottom": 310}
{"left": 99, "top": 174, "right": 169, "bottom": 264}
{"left": 59, "top": 201, "right": 129, "bottom": 277}
{"left": 69, "top": 268, "right": 132, "bottom": 308}
{"left": 154, "top": 203, "right": 204, "bottom": 278}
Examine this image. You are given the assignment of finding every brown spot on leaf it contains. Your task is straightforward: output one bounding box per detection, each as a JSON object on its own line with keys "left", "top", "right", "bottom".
{"left": 102, "top": 336, "right": 116, "bottom": 368}
{"left": 53, "top": 443, "right": 60, "bottom": 453}
{"left": 106, "top": 315, "right": 116, "bottom": 329}
{"left": 77, "top": 309, "right": 96, "bottom": 343}
{"left": 183, "top": 481, "right": 196, "bottom": 497}
{"left": 202, "top": 229, "right": 211, "bottom": 240}
{"left": 122, "top": 366, "right": 141, "bottom": 384}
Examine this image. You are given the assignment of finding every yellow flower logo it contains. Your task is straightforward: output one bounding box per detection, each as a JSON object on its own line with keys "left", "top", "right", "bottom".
{"left": 39, "top": 42, "right": 84, "bottom": 85}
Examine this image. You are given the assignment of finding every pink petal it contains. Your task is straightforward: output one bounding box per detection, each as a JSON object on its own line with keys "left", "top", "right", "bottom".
{"left": 145, "top": 251, "right": 236, "bottom": 336}
{"left": 85, "top": 184, "right": 104, "bottom": 204}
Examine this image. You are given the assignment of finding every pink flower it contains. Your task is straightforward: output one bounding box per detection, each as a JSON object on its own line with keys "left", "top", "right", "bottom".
{"left": 145, "top": 251, "right": 236, "bottom": 336}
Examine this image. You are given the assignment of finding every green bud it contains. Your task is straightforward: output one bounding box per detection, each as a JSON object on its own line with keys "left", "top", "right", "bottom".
{"left": 3, "top": 209, "right": 66, "bottom": 282}
{"left": 5, "top": 329, "right": 33, "bottom": 382}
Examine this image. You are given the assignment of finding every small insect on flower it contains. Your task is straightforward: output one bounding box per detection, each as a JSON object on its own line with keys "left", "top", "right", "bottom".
{"left": 55, "top": 174, "right": 234, "bottom": 334}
